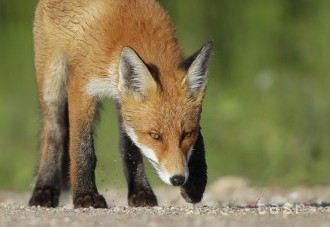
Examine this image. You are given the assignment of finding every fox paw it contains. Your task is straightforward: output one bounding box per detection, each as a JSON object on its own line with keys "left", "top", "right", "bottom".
{"left": 28, "top": 187, "right": 59, "bottom": 208}
{"left": 74, "top": 193, "right": 107, "bottom": 208}
{"left": 128, "top": 190, "right": 158, "bottom": 207}
{"left": 180, "top": 183, "right": 204, "bottom": 204}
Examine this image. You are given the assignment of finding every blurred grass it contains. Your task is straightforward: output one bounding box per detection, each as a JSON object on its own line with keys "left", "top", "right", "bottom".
{"left": 0, "top": 0, "right": 330, "bottom": 191}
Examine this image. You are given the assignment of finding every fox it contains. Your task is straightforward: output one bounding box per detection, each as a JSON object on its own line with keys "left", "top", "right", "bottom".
{"left": 28, "top": 0, "right": 212, "bottom": 208}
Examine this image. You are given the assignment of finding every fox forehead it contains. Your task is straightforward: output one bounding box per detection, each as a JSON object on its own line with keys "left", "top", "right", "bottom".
{"left": 121, "top": 90, "right": 202, "bottom": 132}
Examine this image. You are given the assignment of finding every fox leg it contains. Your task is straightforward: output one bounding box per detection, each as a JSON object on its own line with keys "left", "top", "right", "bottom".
{"left": 118, "top": 119, "right": 158, "bottom": 207}
{"left": 180, "top": 130, "right": 207, "bottom": 204}
{"left": 29, "top": 54, "right": 70, "bottom": 208}
{"left": 68, "top": 74, "right": 107, "bottom": 209}
{"left": 28, "top": 105, "right": 68, "bottom": 207}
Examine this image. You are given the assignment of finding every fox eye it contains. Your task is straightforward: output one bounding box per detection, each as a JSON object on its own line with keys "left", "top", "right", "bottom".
{"left": 149, "top": 132, "right": 162, "bottom": 141}
{"left": 183, "top": 131, "right": 193, "bottom": 140}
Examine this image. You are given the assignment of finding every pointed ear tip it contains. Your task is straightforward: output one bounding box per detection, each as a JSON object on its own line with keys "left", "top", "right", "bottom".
{"left": 203, "top": 41, "right": 214, "bottom": 50}
{"left": 122, "top": 46, "right": 129, "bottom": 50}
{"left": 121, "top": 46, "right": 135, "bottom": 55}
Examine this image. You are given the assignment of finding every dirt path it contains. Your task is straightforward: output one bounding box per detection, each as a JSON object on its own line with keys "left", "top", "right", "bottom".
{"left": 2, "top": 177, "right": 330, "bottom": 226}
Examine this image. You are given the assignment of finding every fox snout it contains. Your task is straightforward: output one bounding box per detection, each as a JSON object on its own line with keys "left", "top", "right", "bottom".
{"left": 124, "top": 126, "right": 193, "bottom": 186}
{"left": 139, "top": 148, "right": 190, "bottom": 186}
{"left": 157, "top": 150, "right": 192, "bottom": 186}
{"left": 157, "top": 164, "right": 189, "bottom": 186}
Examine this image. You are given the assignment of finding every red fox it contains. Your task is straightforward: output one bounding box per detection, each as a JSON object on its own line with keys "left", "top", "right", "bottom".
{"left": 29, "top": 0, "right": 212, "bottom": 208}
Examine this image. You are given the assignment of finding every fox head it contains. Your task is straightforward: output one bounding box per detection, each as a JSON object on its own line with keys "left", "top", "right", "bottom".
{"left": 116, "top": 42, "right": 212, "bottom": 186}
{"left": 85, "top": 42, "right": 213, "bottom": 186}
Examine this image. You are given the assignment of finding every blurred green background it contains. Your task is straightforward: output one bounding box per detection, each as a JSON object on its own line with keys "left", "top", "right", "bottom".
{"left": 0, "top": 0, "right": 329, "bottom": 191}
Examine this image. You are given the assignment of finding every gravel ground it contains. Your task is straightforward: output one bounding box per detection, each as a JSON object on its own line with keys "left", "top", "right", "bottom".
{"left": 2, "top": 177, "right": 330, "bottom": 227}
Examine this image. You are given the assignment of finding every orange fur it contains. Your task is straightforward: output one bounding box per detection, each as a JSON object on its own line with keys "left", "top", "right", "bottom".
{"left": 34, "top": 0, "right": 183, "bottom": 82}
{"left": 32, "top": 0, "right": 211, "bottom": 201}
{"left": 34, "top": 0, "right": 190, "bottom": 178}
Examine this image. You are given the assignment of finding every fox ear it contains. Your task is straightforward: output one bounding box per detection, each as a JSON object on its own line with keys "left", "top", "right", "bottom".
{"left": 118, "top": 46, "right": 157, "bottom": 100}
{"left": 181, "top": 42, "right": 213, "bottom": 100}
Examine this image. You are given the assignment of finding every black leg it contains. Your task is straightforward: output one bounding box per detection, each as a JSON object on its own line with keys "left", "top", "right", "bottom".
{"left": 180, "top": 130, "right": 207, "bottom": 203}
{"left": 119, "top": 129, "right": 158, "bottom": 207}
{"left": 67, "top": 85, "right": 107, "bottom": 209}
{"left": 71, "top": 129, "right": 108, "bottom": 208}
{"left": 29, "top": 104, "right": 68, "bottom": 208}
{"left": 60, "top": 103, "right": 70, "bottom": 191}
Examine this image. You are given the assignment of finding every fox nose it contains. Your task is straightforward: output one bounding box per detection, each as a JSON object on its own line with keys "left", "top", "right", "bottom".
{"left": 170, "top": 175, "right": 185, "bottom": 186}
